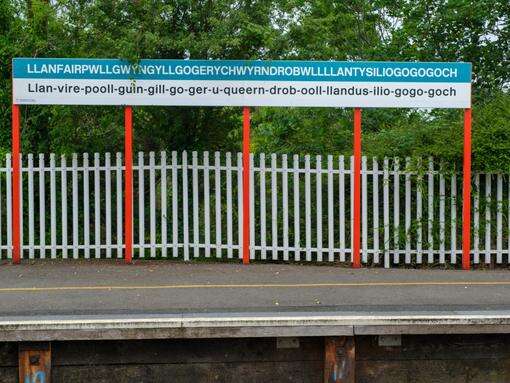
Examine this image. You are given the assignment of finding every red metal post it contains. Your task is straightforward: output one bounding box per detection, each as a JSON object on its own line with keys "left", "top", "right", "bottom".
{"left": 12, "top": 104, "right": 21, "bottom": 264}
{"left": 353, "top": 108, "right": 362, "bottom": 268}
{"left": 124, "top": 106, "right": 133, "bottom": 263}
{"left": 462, "top": 108, "right": 472, "bottom": 270}
{"left": 242, "top": 106, "right": 251, "bottom": 264}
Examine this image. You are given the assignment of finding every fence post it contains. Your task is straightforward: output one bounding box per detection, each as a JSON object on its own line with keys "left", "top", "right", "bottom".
{"left": 242, "top": 106, "right": 250, "bottom": 264}
{"left": 462, "top": 108, "right": 472, "bottom": 270}
{"left": 124, "top": 106, "right": 133, "bottom": 263}
{"left": 353, "top": 108, "right": 361, "bottom": 268}
{"left": 12, "top": 104, "right": 21, "bottom": 264}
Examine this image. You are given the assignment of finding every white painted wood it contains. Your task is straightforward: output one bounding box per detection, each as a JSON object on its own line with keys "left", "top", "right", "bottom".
{"left": 451, "top": 173, "right": 457, "bottom": 264}
{"left": 226, "top": 152, "right": 233, "bottom": 259}
{"left": 39, "top": 154, "right": 46, "bottom": 259}
{"left": 350, "top": 156, "right": 354, "bottom": 264}
{"left": 61, "top": 155, "right": 68, "bottom": 259}
{"left": 497, "top": 174, "right": 502, "bottom": 263}
{"left": 383, "top": 157, "right": 390, "bottom": 268}
{"left": 405, "top": 157, "right": 411, "bottom": 264}
{"left": 293, "top": 154, "right": 300, "bottom": 261}
{"left": 83, "top": 153, "right": 90, "bottom": 259}
{"left": 361, "top": 156, "right": 367, "bottom": 263}
{"left": 6, "top": 154, "right": 11, "bottom": 259}
{"left": 72, "top": 154, "right": 78, "bottom": 259}
{"left": 149, "top": 151, "right": 157, "bottom": 258}
{"left": 50, "top": 153, "right": 57, "bottom": 259}
{"left": 161, "top": 151, "right": 168, "bottom": 258}
{"left": 316, "top": 155, "right": 322, "bottom": 262}
{"left": 250, "top": 153, "right": 255, "bottom": 260}
{"left": 138, "top": 152, "right": 145, "bottom": 258}
{"left": 192, "top": 151, "right": 199, "bottom": 258}
{"left": 485, "top": 173, "right": 491, "bottom": 264}
{"left": 19, "top": 154, "right": 23, "bottom": 257}
{"left": 271, "top": 153, "right": 278, "bottom": 260}
{"left": 237, "top": 153, "right": 243, "bottom": 259}
{"left": 393, "top": 158, "right": 400, "bottom": 264}
{"left": 260, "top": 153, "right": 267, "bottom": 260}
{"left": 282, "top": 154, "right": 289, "bottom": 261}
{"left": 204, "top": 152, "right": 211, "bottom": 258}
{"left": 172, "top": 151, "right": 179, "bottom": 258}
{"left": 94, "top": 153, "right": 101, "bottom": 259}
{"left": 215, "top": 152, "right": 222, "bottom": 258}
{"left": 473, "top": 174, "right": 480, "bottom": 264}
{"left": 28, "top": 154, "right": 34, "bottom": 259}
{"left": 439, "top": 169, "right": 445, "bottom": 264}
{"left": 339, "top": 156, "right": 345, "bottom": 262}
{"left": 416, "top": 159, "right": 423, "bottom": 264}
{"left": 105, "top": 153, "right": 112, "bottom": 258}
{"left": 327, "top": 155, "right": 334, "bottom": 262}
{"left": 305, "top": 155, "right": 311, "bottom": 261}
{"left": 373, "top": 158, "right": 380, "bottom": 264}
{"left": 116, "top": 152, "right": 123, "bottom": 258}
{"left": 182, "top": 151, "right": 189, "bottom": 260}
{"left": 427, "top": 158, "right": 434, "bottom": 264}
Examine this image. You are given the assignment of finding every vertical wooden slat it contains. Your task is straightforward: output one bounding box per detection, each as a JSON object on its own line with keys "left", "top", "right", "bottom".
{"left": 50, "top": 153, "right": 57, "bottom": 259}
{"left": 416, "top": 159, "right": 423, "bottom": 264}
{"left": 116, "top": 152, "right": 123, "bottom": 258}
{"left": 237, "top": 153, "right": 243, "bottom": 259}
{"left": 94, "top": 153, "right": 101, "bottom": 259}
{"left": 496, "top": 174, "right": 502, "bottom": 263}
{"left": 485, "top": 173, "right": 491, "bottom": 264}
{"left": 161, "top": 151, "right": 168, "bottom": 258}
{"left": 39, "top": 154, "right": 46, "bottom": 259}
{"left": 393, "top": 157, "right": 400, "bottom": 264}
{"left": 350, "top": 156, "right": 354, "bottom": 263}
{"left": 439, "top": 168, "right": 445, "bottom": 264}
{"left": 182, "top": 151, "right": 189, "bottom": 260}
{"left": 293, "top": 154, "right": 300, "bottom": 261}
{"left": 305, "top": 155, "right": 311, "bottom": 261}
{"left": 72, "top": 154, "right": 78, "bottom": 259}
{"left": 474, "top": 174, "right": 480, "bottom": 264}
{"left": 138, "top": 152, "right": 145, "bottom": 258}
{"left": 249, "top": 153, "right": 255, "bottom": 259}
{"left": 271, "top": 153, "right": 278, "bottom": 260}
{"left": 324, "top": 337, "right": 355, "bottom": 383}
{"left": 226, "top": 152, "right": 233, "bottom": 259}
{"left": 339, "top": 155, "right": 345, "bottom": 262}
{"left": 105, "top": 153, "right": 112, "bottom": 258}
{"left": 327, "top": 155, "right": 334, "bottom": 262}
{"left": 83, "top": 153, "right": 90, "bottom": 259}
{"left": 372, "top": 158, "right": 379, "bottom": 264}
{"left": 282, "top": 154, "right": 289, "bottom": 261}
{"left": 361, "top": 156, "right": 367, "bottom": 263}
{"left": 451, "top": 173, "right": 457, "bottom": 263}
{"left": 428, "top": 158, "right": 435, "bottom": 264}
{"left": 215, "top": 152, "right": 222, "bottom": 258}
{"left": 19, "top": 154, "right": 23, "bottom": 258}
{"left": 260, "top": 153, "right": 267, "bottom": 260}
{"left": 192, "top": 151, "right": 199, "bottom": 258}
{"left": 6, "top": 154, "right": 12, "bottom": 259}
{"left": 405, "top": 157, "right": 411, "bottom": 264}
{"left": 383, "top": 157, "right": 390, "bottom": 268}
{"left": 172, "top": 151, "right": 179, "bottom": 258}
{"left": 204, "top": 152, "right": 211, "bottom": 258}
{"left": 28, "top": 154, "right": 34, "bottom": 259}
{"left": 149, "top": 151, "right": 157, "bottom": 258}
{"left": 316, "top": 155, "right": 323, "bottom": 262}
{"left": 61, "top": 155, "right": 68, "bottom": 259}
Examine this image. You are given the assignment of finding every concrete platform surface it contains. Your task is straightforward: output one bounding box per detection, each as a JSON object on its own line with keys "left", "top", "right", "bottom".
{"left": 1, "top": 260, "right": 510, "bottom": 340}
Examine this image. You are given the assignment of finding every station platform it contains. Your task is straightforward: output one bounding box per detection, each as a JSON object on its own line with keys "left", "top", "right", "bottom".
{"left": 1, "top": 260, "right": 510, "bottom": 341}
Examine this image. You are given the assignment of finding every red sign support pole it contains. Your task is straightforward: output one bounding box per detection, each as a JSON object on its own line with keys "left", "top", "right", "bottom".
{"left": 242, "top": 106, "right": 251, "bottom": 265}
{"left": 12, "top": 104, "right": 21, "bottom": 264}
{"left": 462, "top": 108, "right": 472, "bottom": 270}
{"left": 353, "top": 108, "right": 361, "bottom": 268}
{"left": 124, "top": 106, "right": 133, "bottom": 263}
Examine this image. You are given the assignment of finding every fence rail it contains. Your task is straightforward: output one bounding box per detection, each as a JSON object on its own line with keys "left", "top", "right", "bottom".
{"left": 0, "top": 151, "right": 508, "bottom": 266}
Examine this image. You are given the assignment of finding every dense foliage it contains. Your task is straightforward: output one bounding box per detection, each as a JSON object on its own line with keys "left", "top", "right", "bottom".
{"left": 1, "top": 0, "right": 509, "bottom": 170}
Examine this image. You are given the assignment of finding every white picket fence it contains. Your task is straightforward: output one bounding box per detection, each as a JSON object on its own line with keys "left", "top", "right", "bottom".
{"left": 0, "top": 151, "right": 508, "bottom": 266}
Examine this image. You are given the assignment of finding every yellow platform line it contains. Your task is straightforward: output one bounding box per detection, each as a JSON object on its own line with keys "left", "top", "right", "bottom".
{"left": 0, "top": 280, "right": 510, "bottom": 293}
